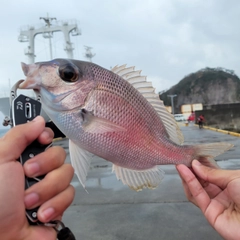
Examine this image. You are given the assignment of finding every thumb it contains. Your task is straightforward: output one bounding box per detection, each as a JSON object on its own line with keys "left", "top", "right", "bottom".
{"left": 0, "top": 116, "right": 45, "bottom": 163}
{"left": 192, "top": 159, "right": 240, "bottom": 189}
{"left": 22, "top": 225, "right": 56, "bottom": 240}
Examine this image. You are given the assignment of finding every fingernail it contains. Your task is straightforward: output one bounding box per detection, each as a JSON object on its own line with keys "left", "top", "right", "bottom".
{"left": 24, "top": 192, "right": 39, "bottom": 208}
{"left": 42, "top": 207, "right": 55, "bottom": 221}
{"left": 32, "top": 116, "right": 42, "bottom": 122}
{"left": 25, "top": 162, "right": 40, "bottom": 176}
{"left": 41, "top": 130, "right": 51, "bottom": 141}
{"left": 193, "top": 160, "right": 201, "bottom": 166}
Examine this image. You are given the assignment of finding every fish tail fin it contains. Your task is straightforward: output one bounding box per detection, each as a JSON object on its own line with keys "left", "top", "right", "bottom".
{"left": 193, "top": 142, "right": 233, "bottom": 168}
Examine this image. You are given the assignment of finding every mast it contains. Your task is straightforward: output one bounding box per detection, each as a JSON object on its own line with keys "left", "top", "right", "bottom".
{"left": 18, "top": 15, "right": 81, "bottom": 63}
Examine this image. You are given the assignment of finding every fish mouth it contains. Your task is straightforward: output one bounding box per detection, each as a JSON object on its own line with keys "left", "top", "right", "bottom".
{"left": 19, "top": 62, "right": 41, "bottom": 90}
{"left": 21, "top": 62, "right": 29, "bottom": 76}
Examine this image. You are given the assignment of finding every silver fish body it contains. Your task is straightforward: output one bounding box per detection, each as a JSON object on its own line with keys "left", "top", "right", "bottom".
{"left": 20, "top": 59, "right": 233, "bottom": 191}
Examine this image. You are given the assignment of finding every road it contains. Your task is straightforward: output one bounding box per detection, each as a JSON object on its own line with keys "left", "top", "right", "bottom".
{"left": 56, "top": 124, "right": 240, "bottom": 240}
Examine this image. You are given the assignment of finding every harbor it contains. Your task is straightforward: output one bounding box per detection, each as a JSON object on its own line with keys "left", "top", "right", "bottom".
{"left": 0, "top": 11, "right": 240, "bottom": 240}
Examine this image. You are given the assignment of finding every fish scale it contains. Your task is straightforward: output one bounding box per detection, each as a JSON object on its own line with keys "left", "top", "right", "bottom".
{"left": 19, "top": 59, "right": 233, "bottom": 191}
{"left": 83, "top": 89, "right": 170, "bottom": 168}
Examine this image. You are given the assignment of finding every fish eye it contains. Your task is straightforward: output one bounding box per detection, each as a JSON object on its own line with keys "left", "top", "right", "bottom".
{"left": 58, "top": 64, "right": 78, "bottom": 82}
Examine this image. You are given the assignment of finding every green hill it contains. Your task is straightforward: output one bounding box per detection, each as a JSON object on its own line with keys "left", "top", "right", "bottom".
{"left": 160, "top": 67, "right": 240, "bottom": 111}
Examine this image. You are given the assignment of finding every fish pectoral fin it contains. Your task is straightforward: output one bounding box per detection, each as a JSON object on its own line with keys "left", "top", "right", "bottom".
{"left": 112, "top": 164, "right": 165, "bottom": 191}
{"left": 80, "top": 109, "right": 126, "bottom": 134}
{"left": 69, "top": 140, "right": 93, "bottom": 189}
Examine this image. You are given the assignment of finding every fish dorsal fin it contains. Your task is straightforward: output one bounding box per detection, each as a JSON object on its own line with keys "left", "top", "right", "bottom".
{"left": 112, "top": 164, "right": 165, "bottom": 191}
{"left": 121, "top": 70, "right": 142, "bottom": 79}
{"left": 111, "top": 65, "right": 184, "bottom": 145}
{"left": 69, "top": 139, "right": 93, "bottom": 189}
{"left": 111, "top": 64, "right": 127, "bottom": 73}
{"left": 114, "top": 66, "right": 135, "bottom": 76}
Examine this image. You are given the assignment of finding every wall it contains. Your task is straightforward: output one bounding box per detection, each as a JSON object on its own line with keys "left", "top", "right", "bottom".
{"left": 195, "top": 103, "right": 240, "bottom": 132}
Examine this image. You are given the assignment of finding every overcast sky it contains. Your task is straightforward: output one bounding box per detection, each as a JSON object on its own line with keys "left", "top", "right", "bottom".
{"left": 0, "top": 0, "right": 240, "bottom": 98}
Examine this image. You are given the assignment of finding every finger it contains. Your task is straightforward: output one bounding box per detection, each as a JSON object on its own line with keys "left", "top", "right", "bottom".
{"left": 176, "top": 165, "right": 200, "bottom": 206}
{"left": 177, "top": 165, "right": 222, "bottom": 203}
{"left": 24, "top": 146, "right": 66, "bottom": 177}
{"left": 0, "top": 116, "right": 45, "bottom": 163}
{"left": 37, "top": 127, "right": 54, "bottom": 145}
{"left": 24, "top": 164, "right": 74, "bottom": 209}
{"left": 176, "top": 164, "right": 211, "bottom": 213}
{"left": 23, "top": 225, "right": 56, "bottom": 240}
{"left": 192, "top": 160, "right": 240, "bottom": 189}
{"left": 192, "top": 165, "right": 223, "bottom": 199}
{"left": 181, "top": 177, "right": 199, "bottom": 207}
{"left": 38, "top": 185, "right": 75, "bottom": 222}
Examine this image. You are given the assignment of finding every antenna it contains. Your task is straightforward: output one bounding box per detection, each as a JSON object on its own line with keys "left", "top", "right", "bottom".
{"left": 84, "top": 46, "right": 95, "bottom": 62}
{"left": 18, "top": 16, "right": 81, "bottom": 63}
{"left": 40, "top": 14, "right": 56, "bottom": 59}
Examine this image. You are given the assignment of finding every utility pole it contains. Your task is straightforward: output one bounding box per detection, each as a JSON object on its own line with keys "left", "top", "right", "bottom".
{"left": 168, "top": 94, "right": 177, "bottom": 115}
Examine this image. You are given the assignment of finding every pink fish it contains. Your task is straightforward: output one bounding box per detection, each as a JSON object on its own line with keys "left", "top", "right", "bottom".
{"left": 19, "top": 59, "right": 233, "bottom": 191}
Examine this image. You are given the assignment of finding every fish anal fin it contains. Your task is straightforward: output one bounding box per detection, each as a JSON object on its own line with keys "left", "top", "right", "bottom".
{"left": 112, "top": 164, "right": 165, "bottom": 191}
{"left": 69, "top": 140, "right": 93, "bottom": 189}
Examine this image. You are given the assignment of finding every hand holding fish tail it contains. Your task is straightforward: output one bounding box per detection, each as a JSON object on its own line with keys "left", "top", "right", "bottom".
{"left": 177, "top": 160, "right": 240, "bottom": 240}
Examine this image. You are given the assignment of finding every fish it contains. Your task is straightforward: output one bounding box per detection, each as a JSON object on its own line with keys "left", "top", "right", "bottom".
{"left": 19, "top": 59, "right": 233, "bottom": 191}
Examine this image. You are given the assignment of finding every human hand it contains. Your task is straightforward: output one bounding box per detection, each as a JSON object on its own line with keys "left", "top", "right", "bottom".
{"left": 0, "top": 116, "right": 75, "bottom": 240}
{"left": 176, "top": 160, "right": 240, "bottom": 240}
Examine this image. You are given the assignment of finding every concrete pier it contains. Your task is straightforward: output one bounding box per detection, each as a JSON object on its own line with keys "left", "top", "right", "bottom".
{"left": 55, "top": 124, "right": 240, "bottom": 240}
